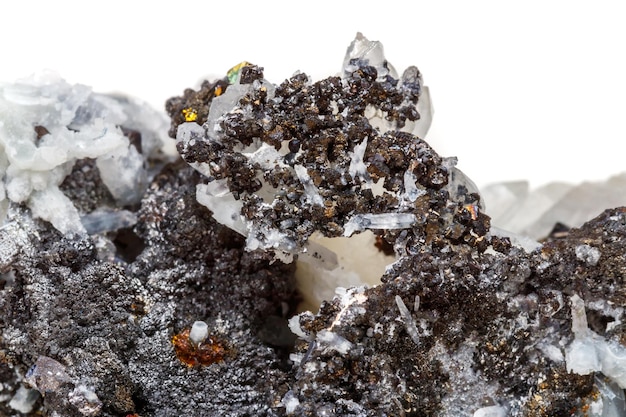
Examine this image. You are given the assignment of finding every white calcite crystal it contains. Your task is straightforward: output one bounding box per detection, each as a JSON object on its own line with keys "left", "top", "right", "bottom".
{"left": 79, "top": 208, "right": 138, "bottom": 235}
{"left": 196, "top": 180, "right": 247, "bottom": 235}
{"left": 473, "top": 405, "right": 508, "bottom": 417}
{"left": 281, "top": 390, "right": 300, "bottom": 415}
{"left": 288, "top": 311, "right": 315, "bottom": 341}
{"left": 316, "top": 329, "right": 353, "bottom": 354}
{"left": 29, "top": 187, "right": 85, "bottom": 235}
{"left": 483, "top": 173, "right": 626, "bottom": 240}
{"left": 565, "top": 294, "right": 626, "bottom": 389}
{"left": 95, "top": 143, "right": 147, "bottom": 206}
{"left": 395, "top": 295, "right": 421, "bottom": 345}
{"left": 348, "top": 138, "right": 371, "bottom": 185}
{"left": 588, "top": 376, "right": 626, "bottom": 417}
{"left": 189, "top": 320, "right": 209, "bottom": 345}
{"left": 68, "top": 384, "right": 102, "bottom": 417}
{"left": 575, "top": 244, "right": 601, "bottom": 266}
{"left": 294, "top": 164, "right": 324, "bottom": 206}
{"left": 8, "top": 386, "right": 39, "bottom": 414}
{"left": 0, "top": 71, "right": 175, "bottom": 234}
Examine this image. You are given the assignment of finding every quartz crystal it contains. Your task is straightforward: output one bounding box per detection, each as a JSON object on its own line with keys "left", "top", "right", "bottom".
{"left": 0, "top": 71, "right": 175, "bottom": 234}
{"left": 483, "top": 173, "right": 626, "bottom": 240}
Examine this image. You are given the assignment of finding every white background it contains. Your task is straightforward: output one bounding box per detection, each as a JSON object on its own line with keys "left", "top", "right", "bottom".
{"left": 1, "top": 1, "right": 625, "bottom": 190}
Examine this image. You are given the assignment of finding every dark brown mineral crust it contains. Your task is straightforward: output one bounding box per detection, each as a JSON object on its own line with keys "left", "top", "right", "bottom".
{"left": 287, "top": 208, "right": 626, "bottom": 416}
{"left": 59, "top": 158, "right": 116, "bottom": 213}
{"left": 165, "top": 78, "right": 230, "bottom": 139}
{"left": 173, "top": 61, "right": 478, "bottom": 257}
{"left": 0, "top": 164, "right": 297, "bottom": 416}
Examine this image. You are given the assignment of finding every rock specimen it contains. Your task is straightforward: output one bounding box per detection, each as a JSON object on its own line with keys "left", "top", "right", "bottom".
{"left": 171, "top": 34, "right": 439, "bottom": 259}
{"left": 1, "top": 34, "right": 625, "bottom": 417}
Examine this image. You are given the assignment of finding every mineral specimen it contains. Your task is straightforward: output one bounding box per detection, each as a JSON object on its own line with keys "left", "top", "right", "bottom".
{"left": 1, "top": 33, "right": 625, "bottom": 417}
{"left": 172, "top": 36, "right": 446, "bottom": 259}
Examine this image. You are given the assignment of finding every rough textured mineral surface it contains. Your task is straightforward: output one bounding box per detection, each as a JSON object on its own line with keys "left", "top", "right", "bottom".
{"left": 287, "top": 207, "right": 626, "bottom": 416}
{"left": 0, "top": 164, "right": 297, "bottom": 417}
{"left": 171, "top": 33, "right": 443, "bottom": 263}
{"left": 1, "top": 34, "right": 626, "bottom": 417}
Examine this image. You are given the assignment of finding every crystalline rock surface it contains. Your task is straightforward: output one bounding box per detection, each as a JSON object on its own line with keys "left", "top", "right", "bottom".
{"left": 0, "top": 34, "right": 625, "bottom": 417}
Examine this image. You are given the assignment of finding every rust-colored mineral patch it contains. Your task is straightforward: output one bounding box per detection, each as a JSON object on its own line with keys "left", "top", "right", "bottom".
{"left": 171, "top": 328, "right": 230, "bottom": 367}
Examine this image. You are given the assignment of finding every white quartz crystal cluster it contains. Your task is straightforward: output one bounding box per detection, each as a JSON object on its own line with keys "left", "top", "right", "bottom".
{"left": 566, "top": 294, "right": 626, "bottom": 387}
{"left": 482, "top": 174, "right": 626, "bottom": 240}
{"left": 0, "top": 71, "right": 175, "bottom": 234}
{"left": 343, "top": 32, "right": 433, "bottom": 139}
{"left": 565, "top": 294, "right": 626, "bottom": 416}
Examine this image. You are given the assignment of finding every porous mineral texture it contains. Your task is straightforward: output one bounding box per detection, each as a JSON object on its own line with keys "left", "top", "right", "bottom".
{"left": 0, "top": 164, "right": 297, "bottom": 417}
{"left": 287, "top": 207, "right": 626, "bottom": 416}
{"left": 1, "top": 34, "right": 626, "bottom": 417}
{"left": 171, "top": 36, "right": 440, "bottom": 259}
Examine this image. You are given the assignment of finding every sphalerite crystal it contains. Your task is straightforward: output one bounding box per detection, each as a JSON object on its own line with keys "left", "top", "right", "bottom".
{"left": 0, "top": 33, "right": 625, "bottom": 417}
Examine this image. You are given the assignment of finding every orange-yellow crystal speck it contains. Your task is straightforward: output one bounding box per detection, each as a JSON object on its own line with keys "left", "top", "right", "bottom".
{"left": 182, "top": 108, "right": 197, "bottom": 122}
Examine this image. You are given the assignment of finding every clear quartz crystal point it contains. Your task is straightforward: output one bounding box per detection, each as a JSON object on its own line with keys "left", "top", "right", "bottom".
{"left": 400, "top": 65, "right": 433, "bottom": 139}
{"left": 342, "top": 32, "right": 398, "bottom": 81}
{"left": 343, "top": 213, "right": 417, "bottom": 237}
{"left": 343, "top": 33, "right": 433, "bottom": 139}
{"left": 444, "top": 157, "right": 483, "bottom": 207}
